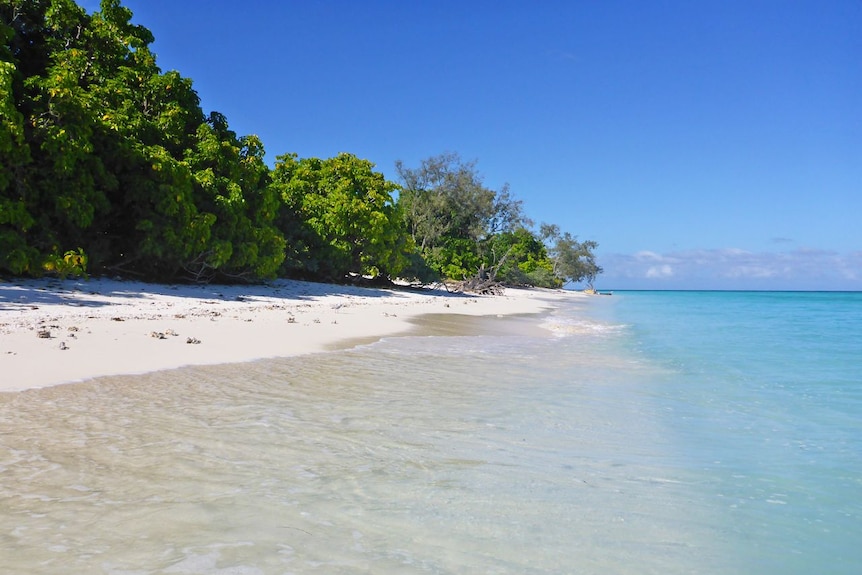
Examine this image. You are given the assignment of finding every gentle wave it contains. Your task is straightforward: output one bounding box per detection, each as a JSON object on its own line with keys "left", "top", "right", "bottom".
{"left": 541, "top": 316, "right": 628, "bottom": 337}
{"left": 3, "top": 292, "right": 859, "bottom": 573}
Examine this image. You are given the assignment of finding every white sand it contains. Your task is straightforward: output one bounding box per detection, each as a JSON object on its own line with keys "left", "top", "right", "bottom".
{"left": 0, "top": 277, "right": 581, "bottom": 392}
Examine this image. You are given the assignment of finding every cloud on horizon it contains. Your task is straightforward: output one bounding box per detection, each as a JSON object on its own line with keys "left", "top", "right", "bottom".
{"left": 599, "top": 248, "right": 862, "bottom": 290}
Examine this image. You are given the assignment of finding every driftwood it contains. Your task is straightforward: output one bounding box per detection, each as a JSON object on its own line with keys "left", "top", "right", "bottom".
{"left": 450, "top": 274, "right": 505, "bottom": 295}
{"left": 448, "top": 245, "right": 515, "bottom": 295}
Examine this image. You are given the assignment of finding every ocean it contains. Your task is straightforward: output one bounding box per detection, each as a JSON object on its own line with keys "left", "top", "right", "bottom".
{"left": 1, "top": 290, "right": 860, "bottom": 574}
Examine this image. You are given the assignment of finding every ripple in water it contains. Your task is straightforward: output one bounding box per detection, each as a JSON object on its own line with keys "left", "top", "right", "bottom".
{"left": 1, "top": 309, "right": 737, "bottom": 574}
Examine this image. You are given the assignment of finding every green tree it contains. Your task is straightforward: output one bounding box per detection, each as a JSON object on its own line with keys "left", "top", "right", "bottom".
{"left": 1, "top": 0, "right": 285, "bottom": 281}
{"left": 81, "top": 1, "right": 212, "bottom": 277}
{"left": 540, "top": 223, "right": 602, "bottom": 288}
{"left": 395, "top": 152, "right": 525, "bottom": 280}
{"left": 0, "top": 14, "right": 36, "bottom": 273}
{"left": 181, "top": 113, "right": 285, "bottom": 281}
{"left": 1, "top": 0, "right": 107, "bottom": 276}
{"left": 0, "top": 0, "right": 200, "bottom": 277}
{"left": 486, "top": 227, "right": 561, "bottom": 288}
{"left": 272, "top": 152, "right": 409, "bottom": 281}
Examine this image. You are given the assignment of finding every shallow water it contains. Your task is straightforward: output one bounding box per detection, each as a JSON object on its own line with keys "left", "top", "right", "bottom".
{"left": 604, "top": 291, "right": 862, "bottom": 574}
{"left": 1, "top": 292, "right": 859, "bottom": 573}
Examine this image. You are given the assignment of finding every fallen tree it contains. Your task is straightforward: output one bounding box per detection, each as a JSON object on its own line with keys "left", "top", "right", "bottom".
{"left": 448, "top": 245, "right": 514, "bottom": 295}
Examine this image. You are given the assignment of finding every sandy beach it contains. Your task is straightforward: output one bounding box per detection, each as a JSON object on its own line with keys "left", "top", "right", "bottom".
{"left": 0, "top": 277, "right": 578, "bottom": 392}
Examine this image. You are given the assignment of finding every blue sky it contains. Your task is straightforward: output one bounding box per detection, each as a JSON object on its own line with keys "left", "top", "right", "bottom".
{"left": 84, "top": 0, "right": 860, "bottom": 289}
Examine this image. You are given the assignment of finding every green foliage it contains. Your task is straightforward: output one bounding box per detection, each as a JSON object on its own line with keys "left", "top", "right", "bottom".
{"left": 395, "top": 155, "right": 601, "bottom": 288}
{"left": 395, "top": 153, "right": 525, "bottom": 280}
{"left": 398, "top": 250, "right": 439, "bottom": 284}
{"left": 272, "top": 153, "right": 409, "bottom": 281}
{"left": 117, "top": 144, "right": 212, "bottom": 278}
{"left": 42, "top": 247, "right": 88, "bottom": 278}
{"left": 1, "top": 0, "right": 602, "bottom": 289}
{"left": 182, "top": 116, "right": 285, "bottom": 281}
{"left": 396, "top": 152, "right": 522, "bottom": 249}
{"left": 484, "top": 227, "right": 561, "bottom": 288}
{"left": 0, "top": 224, "right": 39, "bottom": 275}
{"left": 0, "top": 59, "right": 27, "bottom": 181}
{"left": 2, "top": 0, "right": 137, "bottom": 274}
{"left": 523, "top": 266, "right": 562, "bottom": 289}
{"left": 541, "top": 223, "right": 603, "bottom": 288}
{"left": 0, "top": 53, "right": 31, "bottom": 272}
{"left": 0, "top": 0, "right": 286, "bottom": 281}
{"left": 429, "top": 236, "right": 482, "bottom": 280}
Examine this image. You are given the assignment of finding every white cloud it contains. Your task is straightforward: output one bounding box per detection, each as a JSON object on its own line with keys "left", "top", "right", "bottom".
{"left": 634, "top": 250, "right": 664, "bottom": 261}
{"left": 598, "top": 247, "right": 862, "bottom": 290}
{"left": 837, "top": 251, "right": 862, "bottom": 280}
{"left": 646, "top": 264, "right": 674, "bottom": 278}
{"left": 719, "top": 247, "right": 751, "bottom": 257}
{"left": 724, "top": 265, "right": 777, "bottom": 279}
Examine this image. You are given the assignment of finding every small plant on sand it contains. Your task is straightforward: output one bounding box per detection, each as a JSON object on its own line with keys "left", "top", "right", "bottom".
{"left": 42, "top": 249, "right": 88, "bottom": 279}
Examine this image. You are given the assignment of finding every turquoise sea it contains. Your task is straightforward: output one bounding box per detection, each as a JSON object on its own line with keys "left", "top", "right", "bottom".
{"left": 1, "top": 290, "right": 860, "bottom": 573}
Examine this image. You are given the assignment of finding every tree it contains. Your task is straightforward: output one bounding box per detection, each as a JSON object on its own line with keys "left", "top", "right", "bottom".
{"left": 1, "top": 0, "right": 108, "bottom": 276}
{"left": 272, "top": 153, "right": 410, "bottom": 281}
{"left": 0, "top": 0, "right": 193, "bottom": 277}
{"left": 487, "top": 227, "right": 561, "bottom": 288}
{"left": 395, "top": 152, "right": 525, "bottom": 280}
{"left": 541, "top": 223, "right": 602, "bottom": 288}
{"left": 0, "top": 0, "right": 286, "bottom": 281}
{"left": 81, "top": 1, "right": 211, "bottom": 277}
{"left": 0, "top": 14, "right": 36, "bottom": 273}
{"left": 181, "top": 113, "right": 285, "bottom": 281}
{"left": 1, "top": 1, "right": 604, "bottom": 289}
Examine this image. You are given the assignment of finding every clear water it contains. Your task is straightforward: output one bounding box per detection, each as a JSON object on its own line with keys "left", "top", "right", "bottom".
{"left": 602, "top": 291, "right": 862, "bottom": 574}
{"left": 1, "top": 291, "right": 860, "bottom": 574}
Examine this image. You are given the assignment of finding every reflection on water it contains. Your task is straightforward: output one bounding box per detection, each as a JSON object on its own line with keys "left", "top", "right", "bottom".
{"left": 1, "top": 308, "right": 732, "bottom": 574}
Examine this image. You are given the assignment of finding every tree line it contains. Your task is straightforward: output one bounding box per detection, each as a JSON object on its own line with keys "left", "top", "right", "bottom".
{"left": 1, "top": 0, "right": 601, "bottom": 289}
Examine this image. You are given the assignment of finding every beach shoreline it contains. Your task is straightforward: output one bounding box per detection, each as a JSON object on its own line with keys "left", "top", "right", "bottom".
{"left": 0, "top": 277, "right": 580, "bottom": 392}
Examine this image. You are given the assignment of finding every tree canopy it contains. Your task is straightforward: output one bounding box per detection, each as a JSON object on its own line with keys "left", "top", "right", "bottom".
{"left": 395, "top": 152, "right": 530, "bottom": 281}
{"left": 1, "top": 0, "right": 602, "bottom": 290}
{"left": 272, "top": 152, "right": 408, "bottom": 281}
{"left": 540, "top": 224, "right": 603, "bottom": 288}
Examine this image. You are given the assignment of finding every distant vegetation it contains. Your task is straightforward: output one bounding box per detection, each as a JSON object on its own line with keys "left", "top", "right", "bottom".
{"left": 1, "top": 0, "right": 601, "bottom": 290}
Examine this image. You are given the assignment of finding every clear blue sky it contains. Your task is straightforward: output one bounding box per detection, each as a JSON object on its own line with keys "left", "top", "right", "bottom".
{"left": 85, "top": 0, "right": 860, "bottom": 289}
